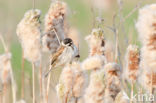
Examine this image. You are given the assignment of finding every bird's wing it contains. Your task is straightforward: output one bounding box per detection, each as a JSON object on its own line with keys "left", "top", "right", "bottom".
{"left": 51, "top": 46, "right": 65, "bottom": 66}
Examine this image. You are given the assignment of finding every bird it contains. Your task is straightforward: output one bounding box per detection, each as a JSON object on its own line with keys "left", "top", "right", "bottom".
{"left": 44, "top": 38, "right": 79, "bottom": 77}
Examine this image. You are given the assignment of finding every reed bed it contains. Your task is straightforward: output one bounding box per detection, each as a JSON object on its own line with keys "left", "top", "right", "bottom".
{"left": 0, "top": 0, "right": 156, "bottom": 103}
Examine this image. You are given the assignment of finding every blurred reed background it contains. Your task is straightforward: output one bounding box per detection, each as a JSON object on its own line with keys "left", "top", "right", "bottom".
{"left": 0, "top": 0, "right": 156, "bottom": 103}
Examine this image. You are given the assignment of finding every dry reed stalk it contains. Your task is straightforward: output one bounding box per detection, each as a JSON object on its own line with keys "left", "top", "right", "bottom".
{"left": 10, "top": 65, "right": 16, "bottom": 103}
{"left": 0, "top": 89, "right": 2, "bottom": 103}
{"left": 46, "top": 65, "right": 52, "bottom": 103}
{"left": 21, "top": 51, "right": 25, "bottom": 99}
{"left": 130, "top": 83, "right": 134, "bottom": 103}
{"left": 2, "top": 83, "right": 7, "bottom": 103}
{"left": 32, "top": 63, "right": 35, "bottom": 103}
{"left": 0, "top": 34, "right": 8, "bottom": 52}
{"left": 39, "top": 61, "right": 43, "bottom": 103}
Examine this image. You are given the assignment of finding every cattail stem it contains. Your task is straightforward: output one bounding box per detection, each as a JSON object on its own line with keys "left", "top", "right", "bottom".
{"left": 0, "top": 89, "right": 2, "bottom": 103}
{"left": 150, "top": 74, "right": 153, "bottom": 103}
{"left": 52, "top": 29, "right": 61, "bottom": 45}
{"left": 39, "top": 62, "right": 43, "bottom": 103}
{"left": 0, "top": 35, "right": 8, "bottom": 52}
{"left": 64, "top": 91, "right": 69, "bottom": 103}
{"left": 32, "top": 63, "right": 35, "bottom": 103}
{"left": 21, "top": 51, "right": 25, "bottom": 99}
{"left": 46, "top": 66, "right": 52, "bottom": 103}
{"left": 10, "top": 67, "right": 16, "bottom": 103}
{"left": 75, "top": 97, "right": 78, "bottom": 103}
{"left": 33, "top": 0, "right": 35, "bottom": 10}
{"left": 2, "top": 83, "right": 7, "bottom": 103}
{"left": 130, "top": 82, "right": 134, "bottom": 103}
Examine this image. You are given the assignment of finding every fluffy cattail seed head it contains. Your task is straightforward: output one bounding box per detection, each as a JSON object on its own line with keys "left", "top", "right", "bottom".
{"left": 16, "top": 9, "right": 41, "bottom": 63}
{"left": 84, "top": 70, "right": 105, "bottom": 103}
{"left": 104, "top": 63, "right": 122, "bottom": 101}
{"left": 85, "top": 28, "right": 105, "bottom": 56}
{"left": 139, "top": 69, "right": 156, "bottom": 90}
{"left": 125, "top": 45, "right": 140, "bottom": 83}
{"left": 56, "top": 62, "right": 87, "bottom": 101}
{"left": 82, "top": 55, "right": 106, "bottom": 70}
{"left": 0, "top": 53, "right": 12, "bottom": 84}
{"left": 42, "top": 1, "right": 67, "bottom": 54}
{"left": 136, "top": 4, "right": 156, "bottom": 73}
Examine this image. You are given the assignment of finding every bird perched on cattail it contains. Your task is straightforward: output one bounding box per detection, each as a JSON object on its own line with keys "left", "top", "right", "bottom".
{"left": 45, "top": 38, "right": 79, "bottom": 77}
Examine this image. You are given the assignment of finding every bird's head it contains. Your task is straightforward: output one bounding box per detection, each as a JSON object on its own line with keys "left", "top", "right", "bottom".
{"left": 62, "top": 38, "right": 73, "bottom": 46}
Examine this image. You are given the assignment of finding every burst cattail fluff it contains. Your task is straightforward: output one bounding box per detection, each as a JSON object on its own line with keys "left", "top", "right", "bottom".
{"left": 16, "top": 9, "right": 41, "bottom": 62}
{"left": 136, "top": 4, "right": 156, "bottom": 73}
{"left": 139, "top": 68, "right": 156, "bottom": 90}
{"left": 115, "top": 91, "right": 130, "bottom": 103}
{"left": 84, "top": 70, "right": 105, "bottom": 103}
{"left": 82, "top": 55, "right": 106, "bottom": 70}
{"left": 0, "top": 53, "right": 12, "bottom": 84}
{"left": 125, "top": 45, "right": 140, "bottom": 83}
{"left": 104, "top": 63, "right": 122, "bottom": 102}
{"left": 42, "top": 1, "right": 67, "bottom": 54}
{"left": 85, "top": 28, "right": 105, "bottom": 56}
{"left": 56, "top": 62, "right": 87, "bottom": 102}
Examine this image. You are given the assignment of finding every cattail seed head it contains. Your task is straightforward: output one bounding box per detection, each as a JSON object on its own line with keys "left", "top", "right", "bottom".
{"left": 136, "top": 4, "right": 156, "bottom": 73}
{"left": 125, "top": 45, "right": 140, "bottom": 83}
{"left": 0, "top": 53, "right": 12, "bottom": 84}
{"left": 84, "top": 70, "right": 105, "bottom": 103}
{"left": 139, "top": 69, "right": 156, "bottom": 90}
{"left": 104, "top": 63, "right": 122, "bottom": 101}
{"left": 16, "top": 9, "right": 41, "bottom": 63}
{"left": 85, "top": 28, "right": 105, "bottom": 56}
{"left": 136, "top": 4, "right": 156, "bottom": 46}
{"left": 42, "top": 1, "right": 67, "bottom": 54}
{"left": 82, "top": 55, "right": 106, "bottom": 70}
{"left": 56, "top": 62, "right": 87, "bottom": 101}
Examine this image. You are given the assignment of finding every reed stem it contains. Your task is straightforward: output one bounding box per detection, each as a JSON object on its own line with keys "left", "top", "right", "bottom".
{"left": 46, "top": 65, "right": 52, "bottom": 103}
{"left": 32, "top": 63, "right": 35, "bottom": 103}
{"left": 39, "top": 62, "right": 43, "bottom": 103}
{"left": 21, "top": 51, "right": 25, "bottom": 99}
{"left": 130, "top": 83, "right": 134, "bottom": 103}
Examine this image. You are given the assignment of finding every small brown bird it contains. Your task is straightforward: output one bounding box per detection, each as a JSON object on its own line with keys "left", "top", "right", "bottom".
{"left": 45, "top": 38, "right": 79, "bottom": 77}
